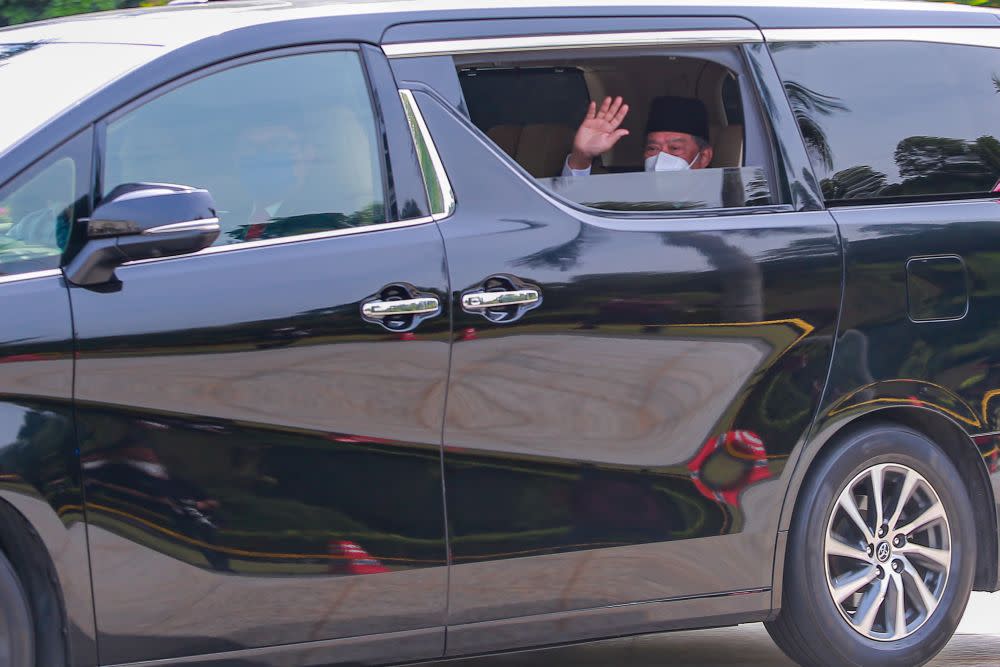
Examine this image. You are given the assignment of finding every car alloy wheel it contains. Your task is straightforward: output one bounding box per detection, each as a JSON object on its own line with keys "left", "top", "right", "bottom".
{"left": 824, "top": 463, "right": 951, "bottom": 641}
{"left": 765, "top": 424, "right": 976, "bottom": 667}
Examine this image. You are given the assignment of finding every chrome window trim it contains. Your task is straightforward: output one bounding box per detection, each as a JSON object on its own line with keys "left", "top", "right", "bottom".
{"left": 0, "top": 268, "right": 63, "bottom": 285}
{"left": 382, "top": 27, "right": 999, "bottom": 59}
{"left": 117, "top": 216, "right": 436, "bottom": 268}
{"left": 383, "top": 29, "right": 763, "bottom": 58}
{"left": 398, "top": 89, "right": 456, "bottom": 220}
{"left": 764, "top": 27, "right": 1000, "bottom": 49}
{"left": 829, "top": 197, "right": 1000, "bottom": 212}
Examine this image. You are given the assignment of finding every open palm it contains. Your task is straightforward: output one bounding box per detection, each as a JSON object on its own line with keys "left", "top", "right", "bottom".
{"left": 569, "top": 96, "right": 630, "bottom": 169}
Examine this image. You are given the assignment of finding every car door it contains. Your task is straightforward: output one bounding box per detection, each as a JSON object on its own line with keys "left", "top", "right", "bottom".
{"left": 386, "top": 21, "right": 843, "bottom": 654}
{"left": 69, "top": 46, "right": 450, "bottom": 664}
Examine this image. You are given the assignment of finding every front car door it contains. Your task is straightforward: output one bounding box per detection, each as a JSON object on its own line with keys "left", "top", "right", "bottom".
{"left": 386, "top": 18, "right": 842, "bottom": 653}
{"left": 70, "top": 46, "right": 451, "bottom": 664}
{"left": 0, "top": 127, "right": 97, "bottom": 666}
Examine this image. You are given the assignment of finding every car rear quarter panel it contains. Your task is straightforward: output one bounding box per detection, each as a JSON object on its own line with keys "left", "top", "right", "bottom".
{"left": 794, "top": 201, "right": 1000, "bottom": 593}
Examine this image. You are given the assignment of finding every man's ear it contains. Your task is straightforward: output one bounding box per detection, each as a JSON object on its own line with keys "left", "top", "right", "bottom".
{"left": 698, "top": 146, "right": 714, "bottom": 169}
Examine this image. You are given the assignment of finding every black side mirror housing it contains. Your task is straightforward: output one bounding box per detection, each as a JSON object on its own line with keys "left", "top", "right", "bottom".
{"left": 65, "top": 183, "right": 220, "bottom": 286}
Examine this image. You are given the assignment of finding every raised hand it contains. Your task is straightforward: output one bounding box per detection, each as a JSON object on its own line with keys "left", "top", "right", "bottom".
{"left": 568, "top": 96, "right": 630, "bottom": 170}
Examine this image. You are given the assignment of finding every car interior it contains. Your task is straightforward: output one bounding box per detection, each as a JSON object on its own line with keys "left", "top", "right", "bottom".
{"left": 458, "top": 55, "right": 746, "bottom": 179}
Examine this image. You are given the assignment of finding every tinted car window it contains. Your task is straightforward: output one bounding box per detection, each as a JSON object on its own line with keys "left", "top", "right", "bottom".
{"left": 0, "top": 130, "right": 89, "bottom": 275}
{"left": 104, "top": 51, "right": 385, "bottom": 245}
{"left": 770, "top": 41, "right": 1000, "bottom": 204}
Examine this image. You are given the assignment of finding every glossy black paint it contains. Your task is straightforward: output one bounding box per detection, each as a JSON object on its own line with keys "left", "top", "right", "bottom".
{"left": 809, "top": 200, "right": 1000, "bottom": 592}
{"left": 59, "top": 43, "right": 451, "bottom": 662}
{"left": 70, "top": 220, "right": 451, "bottom": 663}
{"left": 0, "top": 127, "right": 96, "bottom": 666}
{"left": 409, "top": 83, "right": 842, "bottom": 650}
{"left": 743, "top": 43, "right": 826, "bottom": 212}
{"left": 445, "top": 589, "right": 772, "bottom": 657}
{"left": 0, "top": 275, "right": 96, "bottom": 667}
{"left": 764, "top": 36, "right": 1000, "bottom": 595}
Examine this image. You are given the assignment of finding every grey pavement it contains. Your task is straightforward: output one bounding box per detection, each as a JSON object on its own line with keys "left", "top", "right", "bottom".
{"left": 432, "top": 592, "right": 1000, "bottom": 666}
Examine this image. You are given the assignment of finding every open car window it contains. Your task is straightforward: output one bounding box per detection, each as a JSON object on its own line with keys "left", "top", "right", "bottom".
{"left": 458, "top": 49, "right": 776, "bottom": 214}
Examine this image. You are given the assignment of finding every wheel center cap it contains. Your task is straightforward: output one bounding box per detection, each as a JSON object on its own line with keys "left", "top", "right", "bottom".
{"left": 876, "top": 541, "right": 892, "bottom": 563}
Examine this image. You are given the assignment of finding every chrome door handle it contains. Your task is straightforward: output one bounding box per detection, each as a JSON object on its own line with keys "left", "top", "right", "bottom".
{"left": 362, "top": 297, "right": 440, "bottom": 319}
{"left": 462, "top": 289, "right": 540, "bottom": 310}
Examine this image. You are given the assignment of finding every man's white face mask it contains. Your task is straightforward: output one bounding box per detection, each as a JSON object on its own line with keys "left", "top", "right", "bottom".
{"left": 644, "top": 151, "right": 700, "bottom": 172}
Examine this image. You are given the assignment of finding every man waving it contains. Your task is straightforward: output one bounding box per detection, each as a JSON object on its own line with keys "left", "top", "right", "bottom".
{"left": 563, "top": 95, "right": 714, "bottom": 177}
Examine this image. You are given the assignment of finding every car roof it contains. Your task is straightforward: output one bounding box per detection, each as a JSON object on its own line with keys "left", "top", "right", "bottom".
{"left": 1, "top": 0, "right": 996, "bottom": 50}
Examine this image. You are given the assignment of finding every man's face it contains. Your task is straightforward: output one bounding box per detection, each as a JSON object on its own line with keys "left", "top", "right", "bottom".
{"left": 643, "top": 131, "right": 712, "bottom": 169}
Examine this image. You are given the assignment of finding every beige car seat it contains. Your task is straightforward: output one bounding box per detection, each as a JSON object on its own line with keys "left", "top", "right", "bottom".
{"left": 709, "top": 124, "right": 745, "bottom": 168}
{"left": 487, "top": 124, "right": 577, "bottom": 178}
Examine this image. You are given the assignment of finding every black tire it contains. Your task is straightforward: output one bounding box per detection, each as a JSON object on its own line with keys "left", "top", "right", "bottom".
{"left": 765, "top": 424, "right": 976, "bottom": 667}
{"left": 0, "top": 549, "right": 34, "bottom": 667}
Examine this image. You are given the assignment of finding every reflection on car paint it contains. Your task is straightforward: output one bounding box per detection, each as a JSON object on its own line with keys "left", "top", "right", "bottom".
{"left": 973, "top": 434, "right": 1000, "bottom": 474}
{"left": 79, "top": 411, "right": 446, "bottom": 573}
{"left": 687, "top": 430, "right": 772, "bottom": 507}
{"left": 443, "top": 317, "right": 824, "bottom": 563}
{"left": 827, "top": 376, "right": 984, "bottom": 429}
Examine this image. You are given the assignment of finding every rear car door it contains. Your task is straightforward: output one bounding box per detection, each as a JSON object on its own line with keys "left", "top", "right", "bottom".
{"left": 386, "top": 18, "right": 843, "bottom": 654}
{"left": 69, "top": 46, "right": 451, "bottom": 664}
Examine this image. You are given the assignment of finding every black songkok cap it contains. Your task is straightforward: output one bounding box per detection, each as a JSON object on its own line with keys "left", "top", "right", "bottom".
{"left": 645, "top": 96, "right": 709, "bottom": 141}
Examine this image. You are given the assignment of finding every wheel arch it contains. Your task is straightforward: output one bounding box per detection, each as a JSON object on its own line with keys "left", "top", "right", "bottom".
{"left": 774, "top": 403, "right": 999, "bottom": 610}
{"left": 0, "top": 495, "right": 71, "bottom": 666}
{"left": 0, "top": 490, "right": 94, "bottom": 667}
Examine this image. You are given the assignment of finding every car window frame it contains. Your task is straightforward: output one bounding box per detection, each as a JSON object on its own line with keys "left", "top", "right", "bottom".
{"left": 92, "top": 43, "right": 430, "bottom": 260}
{"left": 464, "top": 45, "right": 780, "bottom": 216}
{"left": 391, "top": 34, "right": 793, "bottom": 221}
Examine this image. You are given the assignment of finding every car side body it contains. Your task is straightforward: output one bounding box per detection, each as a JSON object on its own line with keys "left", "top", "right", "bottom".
{"left": 0, "top": 2, "right": 997, "bottom": 666}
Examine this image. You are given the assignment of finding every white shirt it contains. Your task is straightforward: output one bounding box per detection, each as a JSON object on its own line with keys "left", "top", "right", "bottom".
{"left": 561, "top": 155, "right": 592, "bottom": 177}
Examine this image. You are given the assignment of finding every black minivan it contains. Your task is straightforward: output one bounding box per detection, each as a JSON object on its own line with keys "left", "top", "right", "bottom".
{"left": 0, "top": 1, "right": 998, "bottom": 666}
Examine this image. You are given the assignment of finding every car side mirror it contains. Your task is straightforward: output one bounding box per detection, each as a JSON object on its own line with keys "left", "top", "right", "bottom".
{"left": 65, "top": 183, "right": 220, "bottom": 286}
